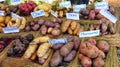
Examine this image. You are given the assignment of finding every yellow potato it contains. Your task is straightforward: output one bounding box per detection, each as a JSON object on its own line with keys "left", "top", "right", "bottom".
{"left": 33, "top": 36, "right": 50, "bottom": 43}
{"left": 73, "top": 23, "right": 80, "bottom": 35}
{"left": 68, "top": 27, "right": 73, "bottom": 35}
{"left": 70, "top": 21, "right": 77, "bottom": 30}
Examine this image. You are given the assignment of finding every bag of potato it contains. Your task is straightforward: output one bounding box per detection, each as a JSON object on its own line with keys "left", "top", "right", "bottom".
{"left": 78, "top": 37, "right": 119, "bottom": 67}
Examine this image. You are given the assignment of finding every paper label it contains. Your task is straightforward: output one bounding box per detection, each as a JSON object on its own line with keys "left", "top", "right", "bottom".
{"left": 95, "top": 2, "right": 108, "bottom": 10}
{"left": 2, "top": 27, "right": 19, "bottom": 33}
{"left": 73, "top": 4, "right": 86, "bottom": 12}
{"left": 31, "top": 10, "right": 45, "bottom": 18}
{"left": 11, "top": 12, "right": 22, "bottom": 20}
{"left": 79, "top": 30, "right": 100, "bottom": 37}
{"left": 66, "top": 13, "right": 79, "bottom": 20}
{"left": 100, "top": 10, "right": 117, "bottom": 23}
{"left": 10, "top": 0, "right": 21, "bottom": 5}
{"left": 59, "top": 1, "right": 71, "bottom": 8}
{"left": 0, "top": 10, "right": 4, "bottom": 16}
{"left": 49, "top": 38, "right": 67, "bottom": 45}
{"left": 0, "top": 0, "right": 5, "bottom": 2}
{"left": 51, "top": 10, "right": 58, "bottom": 17}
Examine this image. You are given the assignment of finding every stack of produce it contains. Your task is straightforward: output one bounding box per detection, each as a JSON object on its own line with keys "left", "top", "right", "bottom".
{"left": 87, "top": 18, "right": 115, "bottom": 36}
{"left": 23, "top": 36, "right": 52, "bottom": 65}
{"left": 79, "top": 38, "right": 110, "bottom": 67}
{"left": 7, "top": 34, "right": 34, "bottom": 57}
{"left": 25, "top": 17, "right": 62, "bottom": 36}
{"left": 50, "top": 35, "right": 80, "bottom": 67}
{"left": 61, "top": 20, "right": 84, "bottom": 35}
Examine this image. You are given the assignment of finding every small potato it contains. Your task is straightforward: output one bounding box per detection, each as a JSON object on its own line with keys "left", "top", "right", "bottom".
{"left": 80, "top": 9, "right": 89, "bottom": 16}
{"left": 66, "top": 35, "right": 74, "bottom": 42}
{"left": 70, "top": 21, "right": 77, "bottom": 30}
{"left": 52, "top": 44, "right": 64, "bottom": 50}
{"left": 96, "top": 13, "right": 104, "bottom": 20}
{"left": 44, "top": 21, "right": 54, "bottom": 27}
{"left": 61, "top": 20, "right": 72, "bottom": 32}
{"left": 77, "top": 27, "right": 84, "bottom": 35}
{"left": 64, "top": 50, "right": 76, "bottom": 62}
{"left": 54, "top": 23, "right": 61, "bottom": 29}
{"left": 40, "top": 25, "right": 47, "bottom": 35}
{"left": 73, "top": 36, "right": 80, "bottom": 50}
{"left": 59, "top": 11, "right": 64, "bottom": 18}
{"left": 32, "top": 24, "right": 40, "bottom": 31}
{"left": 38, "top": 57, "right": 45, "bottom": 64}
{"left": 73, "top": 23, "right": 80, "bottom": 35}
{"left": 93, "top": 57, "right": 105, "bottom": 67}
{"left": 68, "top": 27, "right": 73, "bottom": 35}
{"left": 94, "top": 9, "right": 100, "bottom": 14}
{"left": 108, "top": 23, "right": 115, "bottom": 34}
{"left": 89, "top": 10, "right": 95, "bottom": 20}
{"left": 98, "top": 50, "right": 105, "bottom": 58}
{"left": 51, "top": 17, "right": 59, "bottom": 23}
{"left": 101, "top": 22, "right": 107, "bottom": 33}
{"left": 50, "top": 50, "right": 62, "bottom": 67}
{"left": 25, "top": 25, "right": 31, "bottom": 31}
{"left": 60, "top": 42, "right": 74, "bottom": 57}
{"left": 51, "top": 29, "right": 61, "bottom": 36}
{"left": 38, "top": 19, "right": 45, "bottom": 25}
{"left": 47, "top": 27, "right": 53, "bottom": 34}
{"left": 87, "top": 38, "right": 96, "bottom": 46}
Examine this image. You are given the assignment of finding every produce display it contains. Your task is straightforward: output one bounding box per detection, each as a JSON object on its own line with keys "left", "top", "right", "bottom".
{"left": 79, "top": 38, "right": 110, "bottom": 67}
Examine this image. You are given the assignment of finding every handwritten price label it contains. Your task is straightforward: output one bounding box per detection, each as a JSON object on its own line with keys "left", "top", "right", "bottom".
{"left": 100, "top": 10, "right": 117, "bottom": 23}
{"left": 0, "top": 10, "right": 4, "bottom": 16}
{"left": 2, "top": 27, "right": 19, "bottom": 33}
{"left": 95, "top": 2, "right": 108, "bottom": 10}
{"left": 66, "top": 13, "right": 79, "bottom": 20}
{"left": 31, "top": 10, "right": 45, "bottom": 18}
{"left": 49, "top": 38, "right": 67, "bottom": 45}
{"left": 79, "top": 30, "right": 100, "bottom": 37}
{"left": 73, "top": 4, "right": 86, "bottom": 12}
{"left": 59, "top": 1, "right": 71, "bottom": 8}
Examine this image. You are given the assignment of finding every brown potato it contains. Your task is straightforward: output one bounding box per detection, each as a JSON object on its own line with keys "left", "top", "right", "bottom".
{"left": 73, "top": 23, "right": 80, "bottom": 35}
{"left": 47, "top": 27, "right": 53, "bottom": 34}
{"left": 70, "top": 21, "right": 77, "bottom": 30}
{"left": 40, "top": 25, "right": 47, "bottom": 35}
{"left": 61, "top": 20, "right": 72, "bottom": 33}
{"left": 93, "top": 57, "right": 105, "bottom": 67}
{"left": 68, "top": 27, "right": 73, "bottom": 35}
{"left": 51, "top": 29, "right": 61, "bottom": 36}
{"left": 64, "top": 50, "right": 76, "bottom": 62}
{"left": 60, "top": 42, "right": 74, "bottom": 57}
{"left": 50, "top": 50, "right": 62, "bottom": 67}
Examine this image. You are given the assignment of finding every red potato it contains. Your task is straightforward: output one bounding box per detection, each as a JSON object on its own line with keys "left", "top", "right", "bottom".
{"left": 98, "top": 50, "right": 105, "bottom": 58}
{"left": 64, "top": 50, "right": 76, "bottom": 62}
{"left": 73, "top": 36, "right": 80, "bottom": 50}
{"left": 97, "top": 40, "right": 109, "bottom": 52}
{"left": 40, "top": 25, "right": 47, "bottom": 35}
{"left": 87, "top": 38, "right": 96, "bottom": 46}
{"left": 79, "top": 42, "right": 89, "bottom": 55}
{"left": 50, "top": 50, "right": 62, "bottom": 67}
{"left": 93, "top": 57, "right": 105, "bottom": 67}
{"left": 32, "top": 24, "right": 40, "bottom": 31}
{"left": 52, "top": 44, "right": 64, "bottom": 50}
{"left": 89, "top": 10, "right": 95, "bottom": 20}
{"left": 60, "top": 42, "right": 74, "bottom": 57}
{"left": 79, "top": 54, "right": 92, "bottom": 67}
{"left": 38, "top": 19, "right": 45, "bottom": 25}
{"left": 44, "top": 21, "right": 54, "bottom": 27}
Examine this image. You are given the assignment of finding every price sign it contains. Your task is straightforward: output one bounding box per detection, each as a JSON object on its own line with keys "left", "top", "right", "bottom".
{"left": 95, "top": 2, "right": 109, "bottom": 10}
{"left": 0, "top": 10, "right": 4, "bottom": 16}
{"left": 73, "top": 4, "right": 86, "bottom": 12}
{"left": 66, "top": 13, "right": 79, "bottom": 20}
{"left": 31, "top": 10, "right": 45, "bottom": 18}
{"left": 59, "top": 1, "right": 71, "bottom": 8}
{"left": 79, "top": 30, "right": 100, "bottom": 37}
{"left": 51, "top": 10, "right": 58, "bottom": 17}
{"left": 100, "top": 10, "right": 117, "bottom": 23}
{"left": 49, "top": 38, "right": 67, "bottom": 45}
{"left": 10, "top": 0, "right": 21, "bottom": 5}
{"left": 2, "top": 27, "right": 19, "bottom": 33}
{"left": 0, "top": 0, "right": 5, "bottom": 2}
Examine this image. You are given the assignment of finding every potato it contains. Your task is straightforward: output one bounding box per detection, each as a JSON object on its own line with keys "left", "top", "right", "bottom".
{"left": 54, "top": 23, "right": 60, "bottom": 29}
{"left": 5, "top": 16, "right": 11, "bottom": 24}
{"left": 52, "top": 44, "right": 64, "bottom": 50}
{"left": 93, "top": 57, "right": 105, "bottom": 67}
{"left": 51, "top": 17, "right": 59, "bottom": 23}
{"left": 38, "top": 57, "right": 45, "bottom": 64}
{"left": 68, "top": 27, "right": 73, "bottom": 35}
{"left": 66, "top": 35, "right": 74, "bottom": 42}
{"left": 97, "top": 40, "right": 109, "bottom": 52}
{"left": 64, "top": 50, "right": 76, "bottom": 62}
{"left": 89, "top": 10, "right": 95, "bottom": 20}
{"left": 70, "top": 21, "right": 77, "bottom": 30}
{"left": 87, "top": 38, "right": 96, "bottom": 46}
{"left": 40, "top": 25, "right": 47, "bottom": 35}
{"left": 25, "top": 25, "right": 31, "bottom": 31}
{"left": 96, "top": 13, "right": 104, "bottom": 20}
{"left": 37, "top": 43, "right": 51, "bottom": 57}
{"left": 0, "top": 16, "right": 5, "bottom": 23}
{"left": 94, "top": 9, "right": 100, "bottom": 14}
{"left": 50, "top": 50, "right": 62, "bottom": 67}
{"left": 61, "top": 20, "right": 72, "bottom": 32}
{"left": 38, "top": 19, "right": 45, "bottom": 25}
{"left": 59, "top": 11, "right": 64, "bottom": 18}
{"left": 44, "top": 21, "right": 54, "bottom": 27}
{"left": 47, "top": 27, "right": 53, "bottom": 34}
{"left": 80, "top": 9, "right": 89, "bottom": 16}
{"left": 73, "top": 23, "right": 80, "bottom": 35}
{"left": 109, "top": 5, "right": 115, "bottom": 14}
{"left": 98, "top": 50, "right": 105, "bottom": 58}
{"left": 43, "top": 48, "right": 52, "bottom": 59}
{"left": 60, "top": 42, "right": 74, "bottom": 57}
{"left": 79, "top": 54, "right": 92, "bottom": 67}
{"left": 33, "top": 36, "right": 50, "bottom": 43}
{"left": 108, "top": 23, "right": 115, "bottom": 34}
{"left": 32, "top": 24, "right": 40, "bottom": 31}
{"left": 51, "top": 29, "right": 61, "bottom": 36}
{"left": 101, "top": 22, "right": 107, "bottom": 33}
{"left": 73, "top": 36, "right": 80, "bottom": 50}
{"left": 77, "top": 26, "right": 84, "bottom": 35}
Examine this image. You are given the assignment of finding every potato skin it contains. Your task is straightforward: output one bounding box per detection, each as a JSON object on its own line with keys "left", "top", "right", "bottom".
{"left": 64, "top": 50, "right": 76, "bottom": 62}
{"left": 93, "top": 57, "right": 105, "bottom": 67}
{"left": 61, "top": 20, "right": 72, "bottom": 32}
{"left": 50, "top": 50, "right": 62, "bottom": 67}
{"left": 73, "top": 36, "right": 80, "bottom": 50}
{"left": 51, "top": 29, "right": 61, "bottom": 36}
{"left": 60, "top": 42, "right": 74, "bottom": 57}
{"left": 87, "top": 38, "right": 96, "bottom": 46}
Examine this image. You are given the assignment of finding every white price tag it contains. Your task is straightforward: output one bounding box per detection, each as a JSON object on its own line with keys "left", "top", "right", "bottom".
{"left": 66, "top": 13, "right": 79, "bottom": 20}
{"left": 0, "top": 0, "right": 5, "bottom": 2}
{"left": 51, "top": 10, "right": 58, "bottom": 17}
{"left": 95, "top": 2, "right": 109, "bottom": 10}
{"left": 49, "top": 38, "right": 67, "bottom": 45}
{"left": 59, "top": 1, "right": 71, "bottom": 8}
{"left": 31, "top": 10, "right": 45, "bottom": 18}
{"left": 11, "top": 0, "right": 21, "bottom": 5}
{"left": 11, "top": 12, "right": 22, "bottom": 20}
{"left": 79, "top": 30, "right": 100, "bottom": 37}
{"left": 0, "top": 10, "right": 4, "bottom": 16}
{"left": 2, "top": 27, "right": 19, "bottom": 34}
{"left": 73, "top": 4, "right": 86, "bottom": 12}
{"left": 100, "top": 10, "right": 117, "bottom": 23}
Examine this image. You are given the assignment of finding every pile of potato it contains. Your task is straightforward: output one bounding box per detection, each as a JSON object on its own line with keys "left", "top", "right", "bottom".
{"left": 79, "top": 38, "right": 110, "bottom": 67}
{"left": 88, "top": 18, "right": 115, "bottom": 36}
{"left": 50, "top": 35, "right": 80, "bottom": 67}
{"left": 25, "top": 17, "right": 62, "bottom": 36}
{"left": 61, "top": 20, "right": 84, "bottom": 35}
{"left": 23, "top": 36, "right": 52, "bottom": 65}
